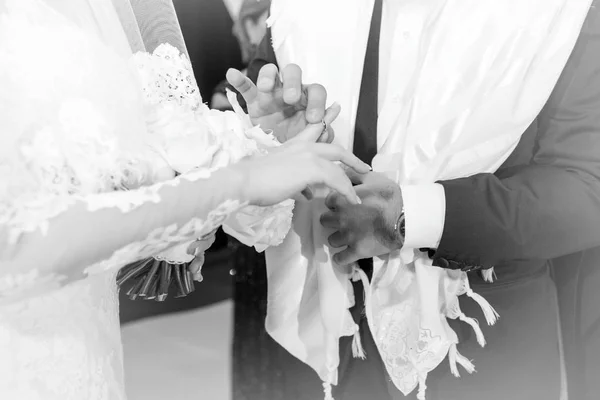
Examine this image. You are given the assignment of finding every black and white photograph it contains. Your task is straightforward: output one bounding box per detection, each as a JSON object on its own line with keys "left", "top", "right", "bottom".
{"left": 1, "top": 1, "right": 599, "bottom": 400}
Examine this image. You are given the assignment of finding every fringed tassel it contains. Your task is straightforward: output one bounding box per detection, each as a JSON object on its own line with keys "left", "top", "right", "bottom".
{"left": 481, "top": 267, "right": 496, "bottom": 283}
{"left": 352, "top": 266, "right": 370, "bottom": 317}
{"left": 351, "top": 325, "right": 367, "bottom": 359}
{"left": 465, "top": 288, "right": 499, "bottom": 326}
{"left": 416, "top": 373, "right": 428, "bottom": 400}
{"left": 350, "top": 267, "right": 367, "bottom": 359}
{"left": 457, "top": 312, "right": 486, "bottom": 347}
{"left": 323, "top": 381, "right": 334, "bottom": 400}
{"left": 448, "top": 343, "right": 476, "bottom": 378}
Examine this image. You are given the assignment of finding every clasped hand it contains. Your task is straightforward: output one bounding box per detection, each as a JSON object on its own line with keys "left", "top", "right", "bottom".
{"left": 228, "top": 64, "right": 405, "bottom": 263}
{"left": 320, "top": 171, "right": 405, "bottom": 266}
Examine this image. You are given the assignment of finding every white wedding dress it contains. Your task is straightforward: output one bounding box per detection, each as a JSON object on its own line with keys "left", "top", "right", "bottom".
{"left": 0, "top": 0, "right": 289, "bottom": 398}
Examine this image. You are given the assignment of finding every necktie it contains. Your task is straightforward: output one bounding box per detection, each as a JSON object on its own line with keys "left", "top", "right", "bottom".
{"left": 337, "top": 5, "right": 387, "bottom": 390}
{"left": 355, "top": 0, "right": 383, "bottom": 276}
{"left": 353, "top": 0, "right": 383, "bottom": 165}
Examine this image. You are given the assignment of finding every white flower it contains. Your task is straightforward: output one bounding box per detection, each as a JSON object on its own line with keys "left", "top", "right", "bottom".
{"left": 146, "top": 103, "right": 220, "bottom": 174}
{"left": 204, "top": 109, "right": 259, "bottom": 168}
{"left": 223, "top": 200, "right": 294, "bottom": 252}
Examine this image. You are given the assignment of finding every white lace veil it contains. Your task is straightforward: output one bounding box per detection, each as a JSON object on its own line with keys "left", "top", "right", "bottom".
{"left": 0, "top": 0, "right": 189, "bottom": 56}
{"left": 0, "top": 0, "right": 194, "bottom": 239}
{"left": 111, "top": 0, "right": 189, "bottom": 57}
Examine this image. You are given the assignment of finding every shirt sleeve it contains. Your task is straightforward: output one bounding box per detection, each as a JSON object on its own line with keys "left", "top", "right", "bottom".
{"left": 401, "top": 183, "right": 446, "bottom": 249}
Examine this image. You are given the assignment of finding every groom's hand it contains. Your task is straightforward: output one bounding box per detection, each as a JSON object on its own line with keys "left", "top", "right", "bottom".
{"left": 320, "top": 171, "right": 404, "bottom": 266}
{"left": 226, "top": 64, "right": 334, "bottom": 143}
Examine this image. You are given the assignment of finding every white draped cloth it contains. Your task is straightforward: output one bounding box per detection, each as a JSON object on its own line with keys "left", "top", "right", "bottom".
{"left": 263, "top": 0, "right": 594, "bottom": 398}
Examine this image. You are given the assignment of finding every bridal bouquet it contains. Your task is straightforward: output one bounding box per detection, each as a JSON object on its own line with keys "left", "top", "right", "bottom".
{"left": 118, "top": 45, "right": 293, "bottom": 301}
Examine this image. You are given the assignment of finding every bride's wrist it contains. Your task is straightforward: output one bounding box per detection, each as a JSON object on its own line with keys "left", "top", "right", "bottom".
{"left": 215, "top": 164, "right": 250, "bottom": 204}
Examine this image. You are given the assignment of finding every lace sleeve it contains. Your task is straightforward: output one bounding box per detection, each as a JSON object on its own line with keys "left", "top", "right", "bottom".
{"left": 0, "top": 167, "right": 246, "bottom": 305}
{"left": 127, "top": 44, "right": 293, "bottom": 265}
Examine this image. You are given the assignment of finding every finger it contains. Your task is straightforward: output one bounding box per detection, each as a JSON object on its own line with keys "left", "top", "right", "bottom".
{"left": 282, "top": 64, "right": 303, "bottom": 104}
{"left": 328, "top": 231, "right": 349, "bottom": 248}
{"left": 317, "top": 127, "right": 334, "bottom": 144}
{"left": 333, "top": 247, "right": 361, "bottom": 266}
{"left": 318, "top": 162, "right": 361, "bottom": 205}
{"left": 320, "top": 211, "right": 340, "bottom": 228}
{"left": 312, "top": 143, "right": 371, "bottom": 174}
{"left": 345, "top": 167, "right": 368, "bottom": 185}
{"left": 291, "top": 102, "right": 341, "bottom": 143}
{"left": 323, "top": 102, "right": 341, "bottom": 125}
{"left": 305, "top": 84, "right": 328, "bottom": 123}
{"left": 226, "top": 68, "right": 257, "bottom": 103}
{"left": 324, "top": 191, "right": 344, "bottom": 210}
{"left": 256, "top": 64, "right": 280, "bottom": 93}
{"left": 317, "top": 103, "right": 340, "bottom": 143}
{"left": 292, "top": 121, "right": 327, "bottom": 143}
{"left": 301, "top": 186, "right": 314, "bottom": 200}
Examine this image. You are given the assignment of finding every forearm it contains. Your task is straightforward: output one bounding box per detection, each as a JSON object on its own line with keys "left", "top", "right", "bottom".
{"left": 1, "top": 167, "right": 244, "bottom": 281}
{"left": 435, "top": 165, "right": 600, "bottom": 267}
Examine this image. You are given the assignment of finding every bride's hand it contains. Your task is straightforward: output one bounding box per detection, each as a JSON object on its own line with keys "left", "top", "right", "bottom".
{"left": 230, "top": 123, "right": 370, "bottom": 207}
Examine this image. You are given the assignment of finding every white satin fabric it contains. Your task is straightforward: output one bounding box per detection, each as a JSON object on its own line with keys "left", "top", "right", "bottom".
{"left": 264, "top": 0, "right": 593, "bottom": 398}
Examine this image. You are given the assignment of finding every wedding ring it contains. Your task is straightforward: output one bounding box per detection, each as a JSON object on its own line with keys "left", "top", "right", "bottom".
{"left": 321, "top": 119, "right": 328, "bottom": 134}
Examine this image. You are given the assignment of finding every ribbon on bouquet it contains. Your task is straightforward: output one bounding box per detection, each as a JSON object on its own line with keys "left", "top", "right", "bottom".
{"left": 117, "top": 257, "right": 196, "bottom": 301}
{"left": 117, "top": 230, "right": 217, "bottom": 301}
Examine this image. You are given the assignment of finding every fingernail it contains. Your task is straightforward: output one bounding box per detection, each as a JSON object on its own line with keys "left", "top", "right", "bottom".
{"left": 308, "top": 109, "right": 320, "bottom": 121}
{"left": 257, "top": 78, "right": 270, "bottom": 88}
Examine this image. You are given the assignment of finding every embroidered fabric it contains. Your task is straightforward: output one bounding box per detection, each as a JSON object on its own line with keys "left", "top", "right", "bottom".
{"left": 131, "top": 43, "right": 203, "bottom": 111}
{"left": 0, "top": 0, "right": 264, "bottom": 399}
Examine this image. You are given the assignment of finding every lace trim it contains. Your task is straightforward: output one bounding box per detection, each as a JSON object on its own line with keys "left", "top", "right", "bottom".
{"left": 0, "top": 98, "right": 154, "bottom": 244}
{"left": 354, "top": 264, "right": 499, "bottom": 400}
{"left": 131, "top": 43, "right": 203, "bottom": 111}
{"left": 85, "top": 198, "right": 244, "bottom": 277}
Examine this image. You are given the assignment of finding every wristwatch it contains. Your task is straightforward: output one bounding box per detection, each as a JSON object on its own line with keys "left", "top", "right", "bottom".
{"left": 394, "top": 206, "right": 406, "bottom": 245}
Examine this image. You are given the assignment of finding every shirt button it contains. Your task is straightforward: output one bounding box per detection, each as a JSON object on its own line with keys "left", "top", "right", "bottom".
{"left": 403, "top": 31, "right": 411, "bottom": 39}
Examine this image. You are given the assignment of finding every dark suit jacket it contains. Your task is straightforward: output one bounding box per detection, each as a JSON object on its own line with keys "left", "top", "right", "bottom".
{"left": 246, "top": 3, "right": 600, "bottom": 399}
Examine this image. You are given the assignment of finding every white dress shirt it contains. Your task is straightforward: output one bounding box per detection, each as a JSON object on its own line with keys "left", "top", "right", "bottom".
{"left": 379, "top": 0, "right": 445, "bottom": 249}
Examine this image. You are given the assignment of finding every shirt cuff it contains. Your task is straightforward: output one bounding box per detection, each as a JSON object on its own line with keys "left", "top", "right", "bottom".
{"left": 400, "top": 183, "right": 446, "bottom": 249}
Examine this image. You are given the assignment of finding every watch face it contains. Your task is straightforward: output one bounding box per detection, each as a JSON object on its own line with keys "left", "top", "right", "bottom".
{"left": 396, "top": 213, "right": 406, "bottom": 242}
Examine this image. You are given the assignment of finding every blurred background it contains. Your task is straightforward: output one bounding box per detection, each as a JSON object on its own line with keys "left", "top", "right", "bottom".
{"left": 119, "top": 1, "right": 271, "bottom": 399}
